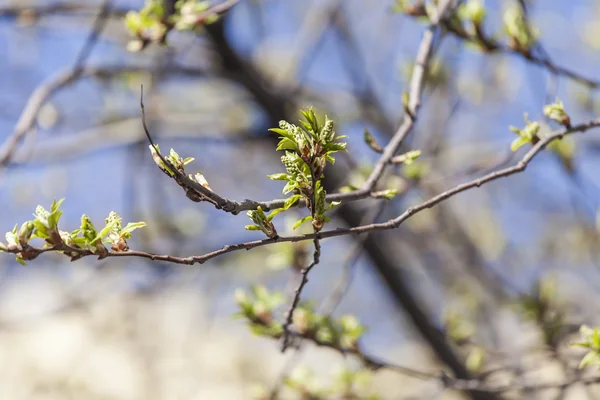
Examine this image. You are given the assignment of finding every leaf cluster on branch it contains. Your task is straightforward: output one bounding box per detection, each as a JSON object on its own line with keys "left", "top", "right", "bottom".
{"left": 2, "top": 0, "right": 600, "bottom": 397}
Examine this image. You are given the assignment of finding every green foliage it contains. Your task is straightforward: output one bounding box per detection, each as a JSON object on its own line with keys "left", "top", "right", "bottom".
{"left": 544, "top": 98, "right": 572, "bottom": 128}
{"left": 282, "top": 366, "right": 380, "bottom": 400}
{"left": 234, "top": 286, "right": 284, "bottom": 337}
{"left": 245, "top": 207, "right": 278, "bottom": 239}
{"left": 295, "top": 304, "right": 368, "bottom": 348}
{"left": 403, "top": 160, "right": 430, "bottom": 181}
{"left": 124, "top": 0, "right": 220, "bottom": 51}
{"left": 363, "top": 129, "right": 383, "bottom": 153}
{"left": 32, "top": 198, "right": 64, "bottom": 238}
{"left": 234, "top": 286, "right": 367, "bottom": 351}
{"left": 149, "top": 144, "right": 173, "bottom": 176}
{"left": 395, "top": 0, "right": 542, "bottom": 56}
{"left": 0, "top": 200, "right": 146, "bottom": 264}
{"left": 105, "top": 211, "right": 147, "bottom": 251}
{"left": 80, "top": 214, "right": 105, "bottom": 255}
{"left": 2, "top": 199, "right": 67, "bottom": 264}
{"left": 466, "top": 346, "right": 486, "bottom": 374}
{"left": 457, "top": 0, "right": 486, "bottom": 28}
{"left": 269, "top": 108, "right": 347, "bottom": 170}
{"left": 444, "top": 309, "right": 475, "bottom": 344}
{"left": 283, "top": 367, "right": 323, "bottom": 398}
{"left": 174, "top": 0, "right": 218, "bottom": 31}
{"left": 124, "top": 0, "right": 167, "bottom": 50}
{"left": 503, "top": 2, "right": 538, "bottom": 52}
{"left": 393, "top": 149, "right": 421, "bottom": 165}
{"left": 510, "top": 100, "right": 574, "bottom": 158}
{"left": 337, "top": 314, "right": 368, "bottom": 349}
{"left": 148, "top": 145, "right": 213, "bottom": 195}
{"left": 392, "top": 0, "right": 427, "bottom": 19}
{"left": 149, "top": 145, "right": 195, "bottom": 177}
{"left": 4, "top": 224, "right": 26, "bottom": 265}
{"left": 377, "top": 189, "right": 399, "bottom": 200}
{"left": 509, "top": 113, "right": 540, "bottom": 152}
{"left": 247, "top": 108, "right": 346, "bottom": 235}
{"left": 572, "top": 325, "right": 600, "bottom": 369}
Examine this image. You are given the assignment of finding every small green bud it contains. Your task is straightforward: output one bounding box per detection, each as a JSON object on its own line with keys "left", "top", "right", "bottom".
{"left": 391, "top": 149, "right": 422, "bottom": 164}
{"left": 234, "top": 288, "right": 249, "bottom": 306}
{"left": 80, "top": 214, "right": 98, "bottom": 243}
{"left": 292, "top": 308, "right": 311, "bottom": 334}
{"left": 5, "top": 224, "right": 18, "bottom": 247}
{"left": 458, "top": 0, "right": 486, "bottom": 27}
{"left": 320, "top": 119, "right": 335, "bottom": 142}
{"left": 246, "top": 207, "right": 278, "bottom": 238}
{"left": 18, "top": 221, "right": 35, "bottom": 245}
{"left": 364, "top": 129, "right": 383, "bottom": 153}
{"left": 509, "top": 114, "right": 540, "bottom": 151}
{"left": 544, "top": 98, "right": 571, "bottom": 128}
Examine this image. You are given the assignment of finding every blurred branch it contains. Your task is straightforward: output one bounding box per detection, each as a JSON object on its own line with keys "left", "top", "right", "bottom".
{"left": 249, "top": 314, "right": 600, "bottom": 395}
{"left": 268, "top": 347, "right": 305, "bottom": 400}
{"left": 252, "top": 317, "right": 439, "bottom": 381}
{"left": 9, "top": 120, "right": 271, "bottom": 167}
{"left": 0, "top": 1, "right": 127, "bottom": 18}
{"left": 0, "top": 0, "right": 112, "bottom": 168}
{"left": 400, "top": 11, "right": 600, "bottom": 89}
{"left": 0, "top": 62, "right": 212, "bottom": 166}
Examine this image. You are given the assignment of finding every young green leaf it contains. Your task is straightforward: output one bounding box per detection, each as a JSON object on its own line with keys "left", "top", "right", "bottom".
{"left": 293, "top": 215, "right": 313, "bottom": 230}
{"left": 543, "top": 98, "right": 571, "bottom": 128}
{"left": 121, "top": 221, "right": 147, "bottom": 237}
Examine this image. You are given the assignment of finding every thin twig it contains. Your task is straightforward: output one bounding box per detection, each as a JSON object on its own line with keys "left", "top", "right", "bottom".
{"left": 281, "top": 163, "right": 322, "bottom": 351}
{"left": 401, "top": 9, "right": 600, "bottom": 89}
{"left": 353, "top": 0, "right": 453, "bottom": 198}
{"left": 0, "top": 62, "right": 220, "bottom": 166}
{"left": 140, "top": 86, "right": 254, "bottom": 213}
{"left": 268, "top": 347, "right": 306, "bottom": 400}
{"left": 448, "top": 374, "right": 600, "bottom": 393}
{"left": 0, "top": 0, "right": 112, "bottom": 168}
{"left": 252, "top": 316, "right": 600, "bottom": 394}
{"left": 0, "top": 2, "right": 127, "bottom": 18}
{"left": 251, "top": 318, "right": 438, "bottom": 381}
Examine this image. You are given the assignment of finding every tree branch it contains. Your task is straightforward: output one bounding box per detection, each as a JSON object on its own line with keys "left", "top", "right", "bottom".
{"left": 7, "top": 117, "right": 597, "bottom": 265}
{"left": 400, "top": 9, "right": 600, "bottom": 89}
{"left": 0, "top": 0, "right": 112, "bottom": 167}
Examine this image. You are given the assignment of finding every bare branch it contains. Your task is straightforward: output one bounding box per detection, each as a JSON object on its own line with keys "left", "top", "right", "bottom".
{"left": 250, "top": 316, "right": 600, "bottom": 394}
{"left": 0, "top": 2, "right": 126, "bottom": 17}
{"left": 0, "top": 0, "right": 112, "bottom": 168}
{"left": 401, "top": 9, "right": 600, "bottom": 89}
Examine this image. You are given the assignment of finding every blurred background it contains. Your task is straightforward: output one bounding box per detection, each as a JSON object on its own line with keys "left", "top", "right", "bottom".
{"left": 1, "top": 0, "right": 600, "bottom": 399}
